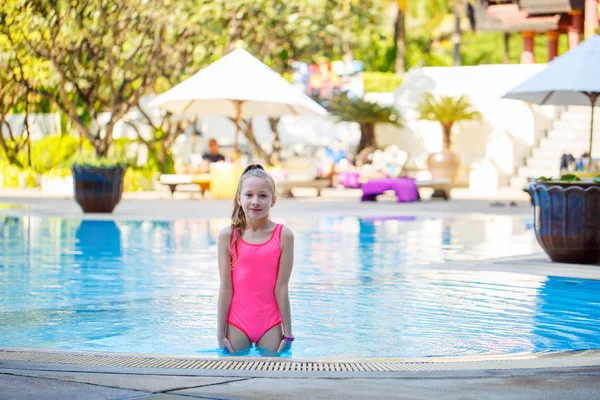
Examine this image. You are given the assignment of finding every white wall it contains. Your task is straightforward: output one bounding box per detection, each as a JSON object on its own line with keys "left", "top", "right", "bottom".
{"left": 377, "top": 64, "right": 558, "bottom": 186}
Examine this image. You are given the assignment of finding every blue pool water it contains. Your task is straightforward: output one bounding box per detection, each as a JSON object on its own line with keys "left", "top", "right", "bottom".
{"left": 1, "top": 214, "right": 600, "bottom": 358}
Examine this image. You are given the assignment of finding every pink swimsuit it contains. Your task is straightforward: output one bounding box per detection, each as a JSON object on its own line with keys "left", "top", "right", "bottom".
{"left": 227, "top": 224, "right": 283, "bottom": 343}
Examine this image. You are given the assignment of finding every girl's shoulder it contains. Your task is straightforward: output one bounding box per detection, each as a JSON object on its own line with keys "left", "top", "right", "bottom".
{"left": 218, "top": 225, "right": 233, "bottom": 242}
{"left": 280, "top": 225, "right": 294, "bottom": 241}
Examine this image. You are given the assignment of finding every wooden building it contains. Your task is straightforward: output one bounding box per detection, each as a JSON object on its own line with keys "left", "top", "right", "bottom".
{"left": 473, "top": 0, "right": 599, "bottom": 63}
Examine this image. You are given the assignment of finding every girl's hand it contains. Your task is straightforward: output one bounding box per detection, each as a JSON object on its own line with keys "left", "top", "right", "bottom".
{"left": 277, "top": 339, "right": 292, "bottom": 353}
{"left": 218, "top": 336, "right": 234, "bottom": 352}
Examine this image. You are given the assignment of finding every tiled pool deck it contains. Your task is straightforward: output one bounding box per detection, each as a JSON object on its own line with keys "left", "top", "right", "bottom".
{"left": 1, "top": 187, "right": 600, "bottom": 399}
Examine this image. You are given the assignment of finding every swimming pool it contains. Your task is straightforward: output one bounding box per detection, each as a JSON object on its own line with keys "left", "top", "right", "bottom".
{"left": 1, "top": 214, "right": 599, "bottom": 358}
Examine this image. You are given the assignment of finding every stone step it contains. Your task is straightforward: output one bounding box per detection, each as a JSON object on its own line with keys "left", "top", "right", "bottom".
{"left": 531, "top": 148, "right": 568, "bottom": 158}
{"left": 509, "top": 176, "right": 530, "bottom": 189}
{"left": 513, "top": 106, "right": 600, "bottom": 184}
{"left": 538, "top": 137, "right": 600, "bottom": 151}
{"left": 558, "top": 111, "right": 600, "bottom": 122}
{"left": 517, "top": 167, "right": 559, "bottom": 179}
{"left": 526, "top": 151, "right": 564, "bottom": 161}
{"left": 525, "top": 157, "right": 561, "bottom": 169}
{"left": 558, "top": 110, "right": 600, "bottom": 124}
{"left": 547, "top": 130, "right": 600, "bottom": 140}
{"left": 550, "top": 121, "right": 600, "bottom": 133}
{"left": 565, "top": 105, "right": 600, "bottom": 114}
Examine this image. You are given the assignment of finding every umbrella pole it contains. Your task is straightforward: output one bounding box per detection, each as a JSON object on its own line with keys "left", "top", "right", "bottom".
{"left": 588, "top": 93, "right": 598, "bottom": 169}
{"left": 233, "top": 100, "right": 242, "bottom": 161}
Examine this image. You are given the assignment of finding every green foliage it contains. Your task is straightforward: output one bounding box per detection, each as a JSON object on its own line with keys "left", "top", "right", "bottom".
{"left": 64, "top": 137, "right": 139, "bottom": 169}
{"left": 461, "top": 31, "right": 570, "bottom": 65}
{"left": 20, "top": 168, "right": 38, "bottom": 187}
{"left": 193, "top": 0, "right": 387, "bottom": 73}
{"left": 123, "top": 168, "right": 157, "bottom": 192}
{"left": 560, "top": 174, "right": 581, "bottom": 182}
{"left": 69, "top": 155, "right": 130, "bottom": 169}
{"left": 417, "top": 93, "right": 482, "bottom": 126}
{"left": 0, "top": 161, "right": 39, "bottom": 188}
{"left": 3, "top": 0, "right": 207, "bottom": 158}
{"left": 19, "top": 135, "right": 79, "bottom": 173}
{"left": 417, "top": 93, "right": 481, "bottom": 149}
{"left": 0, "top": 162, "right": 20, "bottom": 188}
{"left": 110, "top": 138, "right": 137, "bottom": 163}
{"left": 405, "top": 37, "right": 453, "bottom": 69}
{"left": 461, "top": 32, "right": 504, "bottom": 65}
{"left": 145, "top": 145, "right": 174, "bottom": 174}
{"left": 44, "top": 167, "right": 72, "bottom": 179}
{"left": 362, "top": 72, "right": 402, "bottom": 93}
{"left": 356, "top": 32, "right": 396, "bottom": 72}
{"left": 41, "top": 163, "right": 157, "bottom": 191}
{"left": 330, "top": 94, "right": 403, "bottom": 127}
{"left": 537, "top": 176, "right": 553, "bottom": 181}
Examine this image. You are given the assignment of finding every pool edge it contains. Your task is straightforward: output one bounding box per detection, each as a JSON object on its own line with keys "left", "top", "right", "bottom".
{"left": 2, "top": 347, "right": 600, "bottom": 375}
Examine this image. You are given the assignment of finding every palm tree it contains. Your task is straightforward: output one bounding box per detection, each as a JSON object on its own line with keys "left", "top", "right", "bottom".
{"left": 416, "top": 93, "right": 481, "bottom": 150}
{"left": 330, "top": 94, "right": 403, "bottom": 152}
{"left": 392, "top": 0, "right": 407, "bottom": 75}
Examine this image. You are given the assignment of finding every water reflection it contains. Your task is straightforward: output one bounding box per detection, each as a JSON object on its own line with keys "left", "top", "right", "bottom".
{"left": 2, "top": 214, "right": 598, "bottom": 358}
{"left": 533, "top": 277, "right": 600, "bottom": 353}
{"left": 75, "top": 220, "right": 123, "bottom": 259}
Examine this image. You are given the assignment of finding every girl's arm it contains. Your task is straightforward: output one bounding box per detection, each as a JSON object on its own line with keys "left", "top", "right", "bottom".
{"left": 275, "top": 226, "right": 295, "bottom": 351}
{"left": 217, "top": 226, "right": 234, "bottom": 352}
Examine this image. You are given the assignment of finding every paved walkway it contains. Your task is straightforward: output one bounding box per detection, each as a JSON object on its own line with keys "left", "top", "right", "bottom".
{"left": 0, "top": 186, "right": 532, "bottom": 220}
{"left": 1, "top": 361, "right": 599, "bottom": 399}
{"left": 2, "top": 186, "right": 600, "bottom": 399}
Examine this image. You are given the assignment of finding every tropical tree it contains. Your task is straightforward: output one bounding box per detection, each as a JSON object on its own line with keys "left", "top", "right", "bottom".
{"left": 0, "top": 30, "right": 31, "bottom": 167}
{"left": 390, "top": 0, "right": 407, "bottom": 75}
{"left": 201, "top": 0, "right": 386, "bottom": 73}
{"left": 330, "top": 94, "right": 402, "bottom": 152}
{"left": 2, "top": 0, "right": 203, "bottom": 158}
{"left": 416, "top": 93, "right": 481, "bottom": 150}
{"left": 128, "top": 1, "right": 224, "bottom": 173}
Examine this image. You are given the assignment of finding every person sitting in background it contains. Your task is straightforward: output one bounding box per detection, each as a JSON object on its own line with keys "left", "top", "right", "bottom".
{"left": 200, "top": 138, "right": 226, "bottom": 172}
{"left": 203, "top": 138, "right": 226, "bottom": 163}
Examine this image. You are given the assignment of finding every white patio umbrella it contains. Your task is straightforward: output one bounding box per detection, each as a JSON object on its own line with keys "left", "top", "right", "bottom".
{"left": 149, "top": 49, "right": 327, "bottom": 154}
{"left": 502, "top": 35, "right": 600, "bottom": 159}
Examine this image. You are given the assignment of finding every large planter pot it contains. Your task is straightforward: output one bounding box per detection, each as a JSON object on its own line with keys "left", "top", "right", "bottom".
{"left": 72, "top": 165, "right": 127, "bottom": 213}
{"left": 530, "top": 180, "right": 600, "bottom": 264}
{"left": 427, "top": 150, "right": 460, "bottom": 183}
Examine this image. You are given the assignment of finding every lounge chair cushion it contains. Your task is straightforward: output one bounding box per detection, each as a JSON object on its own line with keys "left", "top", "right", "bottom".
{"left": 361, "top": 178, "right": 419, "bottom": 203}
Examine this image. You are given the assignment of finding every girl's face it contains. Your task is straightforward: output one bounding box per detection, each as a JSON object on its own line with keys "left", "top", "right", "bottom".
{"left": 237, "top": 176, "right": 275, "bottom": 220}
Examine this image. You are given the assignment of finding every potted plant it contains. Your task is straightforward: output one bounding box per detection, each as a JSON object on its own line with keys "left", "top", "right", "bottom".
{"left": 530, "top": 174, "right": 600, "bottom": 264}
{"left": 70, "top": 157, "right": 128, "bottom": 213}
{"left": 416, "top": 93, "right": 482, "bottom": 185}
{"left": 330, "top": 93, "right": 403, "bottom": 153}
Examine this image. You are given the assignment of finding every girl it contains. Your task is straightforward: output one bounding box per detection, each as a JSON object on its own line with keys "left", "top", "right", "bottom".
{"left": 217, "top": 164, "right": 295, "bottom": 354}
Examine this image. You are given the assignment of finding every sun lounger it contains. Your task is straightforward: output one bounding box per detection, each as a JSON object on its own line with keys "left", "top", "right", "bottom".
{"left": 275, "top": 156, "right": 333, "bottom": 197}
{"left": 361, "top": 178, "right": 420, "bottom": 203}
{"left": 159, "top": 173, "right": 211, "bottom": 196}
{"left": 277, "top": 177, "right": 332, "bottom": 197}
{"left": 360, "top": 177, "right": 452, "bottom": 202}
{"left": 415, "top": 178, "right": 452, "bottom": 200}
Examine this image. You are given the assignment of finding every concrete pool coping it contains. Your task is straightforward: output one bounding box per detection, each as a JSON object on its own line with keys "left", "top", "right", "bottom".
{"left": 2, "top": 346, "right": 600, "bottom": 378}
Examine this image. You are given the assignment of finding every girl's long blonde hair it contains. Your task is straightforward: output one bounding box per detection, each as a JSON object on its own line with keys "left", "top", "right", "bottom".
{"left": 230, "top": 164, "right": 277, "bottom": 265}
